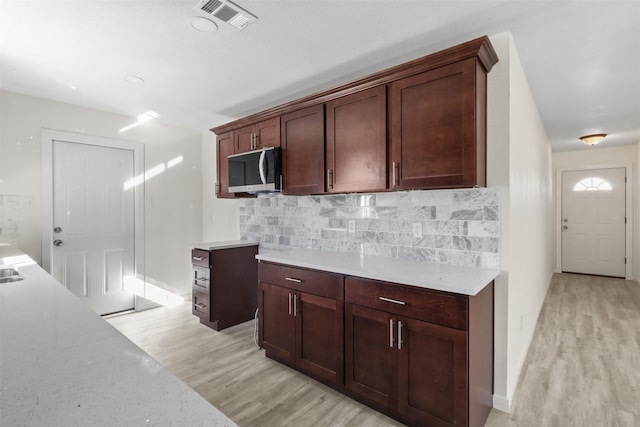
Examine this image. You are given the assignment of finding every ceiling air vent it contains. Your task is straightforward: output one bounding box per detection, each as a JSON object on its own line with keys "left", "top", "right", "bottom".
{"left": 192, "top": 0, "right": 257, "bottom": 30}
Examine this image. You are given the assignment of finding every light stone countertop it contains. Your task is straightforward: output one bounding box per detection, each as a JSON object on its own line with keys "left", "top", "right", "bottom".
{"left": 256, "top": 248, "right": 499, "bottom": 296}
{"left": 0, "top": 245, "right": 237, "bottom": 427}
{"left": 193, "top": 240, "right": 259, "bottom": 251}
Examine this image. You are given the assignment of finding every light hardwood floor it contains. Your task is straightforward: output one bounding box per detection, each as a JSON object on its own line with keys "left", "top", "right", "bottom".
{"left": 107, "top": 273, "right": 640, "bottom": 426}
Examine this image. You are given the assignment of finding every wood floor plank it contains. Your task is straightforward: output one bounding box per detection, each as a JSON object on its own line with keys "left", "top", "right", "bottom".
{"left": 108, "top": 273, "right": 640, "bottom": 426}
{"left": 485, "top": 273, "right": 640, "bottom": 427}
{"left": 107, "top": 303, "right": 403, "bottom": 426}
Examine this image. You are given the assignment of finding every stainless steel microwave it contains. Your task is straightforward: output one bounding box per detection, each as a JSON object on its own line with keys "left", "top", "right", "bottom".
{"left": 228, "top": 147, "right": 281, "bottom": 193}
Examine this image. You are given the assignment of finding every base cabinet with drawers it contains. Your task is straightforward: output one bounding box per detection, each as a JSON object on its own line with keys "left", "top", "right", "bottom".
{"left": 258, "top": 262, "right": 494, "bottom": 427}
{"left": 191, "top": 244, "right": 258, "bottom": 331}
{"left": 258, "top": 261, "right": 344, "bottom": 387}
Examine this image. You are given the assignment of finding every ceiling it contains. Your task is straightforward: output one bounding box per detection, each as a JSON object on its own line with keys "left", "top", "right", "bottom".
{"left": 1, "top": 0, "right": 638, "bottom": 152}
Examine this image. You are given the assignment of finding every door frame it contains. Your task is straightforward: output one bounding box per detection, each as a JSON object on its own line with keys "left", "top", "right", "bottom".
{"left": 555, "top": 163, "right": 633, "bottom": 279}
{"left": 41, "top": 129, "right": 145, "bottom": 308}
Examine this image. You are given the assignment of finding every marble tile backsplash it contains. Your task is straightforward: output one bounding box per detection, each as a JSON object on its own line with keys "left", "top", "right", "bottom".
{"left": 239, "top": 188, "right": 500, "bottom": 269}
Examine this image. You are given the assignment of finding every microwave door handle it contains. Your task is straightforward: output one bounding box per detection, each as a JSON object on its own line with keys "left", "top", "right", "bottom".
{"left": 258, "top": 150, "right": 267, "bottom": 185}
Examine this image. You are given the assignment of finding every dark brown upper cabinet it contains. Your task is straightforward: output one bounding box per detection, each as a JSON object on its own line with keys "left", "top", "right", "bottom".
{"left": 281, "top": 104, "right": 325, "bottom": 195}
{"left": 390, "top": 58, "right": 487, "bottom": 190}
{"left": 235, "top": 117, "right": 281, "bottom": 153}
{"left": 325, "top": 86, "right": 387, "bottom": 193}
{"left": 215, "top": 131, "right": 235, "bottom": 199}
{"left": 211, "top": 36, "right": 497, "bottom": 198}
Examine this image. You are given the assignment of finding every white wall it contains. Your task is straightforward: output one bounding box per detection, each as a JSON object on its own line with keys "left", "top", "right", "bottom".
{"left": 202, "top": 131, "right": 240, "bottom": 241}
{"left": 487, "top": 33, "right": 555, "bottom": 411}
{"left": 505, "top": 35, "right": 555, "bottom": 406}
{"left": 486, "top": 33, "right": 511, "bottom": 409}
{"left": 0, "top": 90, "right": 202, "bottom": 299}
{"left": 553, "top": 144, "right": 638, "bottom": 279}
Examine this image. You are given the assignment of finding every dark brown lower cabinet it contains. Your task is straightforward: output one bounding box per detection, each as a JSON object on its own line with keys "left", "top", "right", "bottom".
{"left": 345, "top": 276, "right": 494, "bottom": 427}
{"left": 258, "top": 262, "right": 494, "bottom": 427}
{"left": 345, "top": 304, "right": 396, "bottom": 408}
{"left": 258, "top": 262, "right": 344, "bottom": 387}
{"left": 346, "top": 303, "right": 468, "bottom": 426}
{"left": 396, "top": 316, "right": 467, "bottom": 427}
{"left": 191, "top": 245, "right": 258, "bottom": 331}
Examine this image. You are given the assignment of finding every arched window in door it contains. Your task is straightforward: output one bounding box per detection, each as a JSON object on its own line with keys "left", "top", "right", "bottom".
{"left": 573, "top": 177, "right": 612, "bottom": 192}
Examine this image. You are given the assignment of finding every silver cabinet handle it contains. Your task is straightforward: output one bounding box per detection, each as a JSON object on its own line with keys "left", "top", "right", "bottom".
{"left": 285, "top": 277, "right": 302, "bottom": 283}
{"left": 389, "top": 319, "right": 395, "bottom": 348}
{"left": 194, "top": 277, "right": 208, "bottom": 282}
{"left": 392, "top": 162, "right": 396, "bottom": 186}
{"left": 327, "top": 169, "right": 333, "bottom": 190}
{"left": 398, "top": 321, "right": 403, "bottom": 350}
{"left": 193, "top": 256, "right": 204, "bottom": 261}
{"left": 194, "top": 303, "right": 206, "bottom": 310}
{"left": 293, "top": 294, "right": 297, "bottom": 317}
{"left": 379, "top": 296, "right": 406, "bottom": 305}
{"left": 288, "top": 293, "right": 292, "bottom": 315}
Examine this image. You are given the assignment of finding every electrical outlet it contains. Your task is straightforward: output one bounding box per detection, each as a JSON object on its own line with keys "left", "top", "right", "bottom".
{"left": 413, "top": 222, "right": 422, "bottom": 238}
{"left": 348, "top": 220, "right": 356, "bottom": 233}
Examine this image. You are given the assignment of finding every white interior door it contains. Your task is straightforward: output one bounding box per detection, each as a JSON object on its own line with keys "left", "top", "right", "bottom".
{"left": 52, "top": 140, "right": 135, "bottom": 315}
{"left": 561, "top": 168, "right": 626, "bottom": 278}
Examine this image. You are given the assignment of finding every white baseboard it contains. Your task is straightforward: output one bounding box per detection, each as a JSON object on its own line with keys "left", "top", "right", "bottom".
{"left": 493, "top": 394, "right": 511, "bottom": 413}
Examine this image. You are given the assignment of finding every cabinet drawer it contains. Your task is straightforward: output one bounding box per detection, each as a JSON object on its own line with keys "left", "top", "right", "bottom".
{"left": 345, "top": 277, "right": 467, "bottom": 330}
{"left": 191, "top": 249, "right": 209, "bottom": 267}
{"left": 192, "top": 265, "right": 210, "bottom": 293}
{"left": 192, "top": 291, "right": 209, "bottom": 320}
{"left": 259, "top": 262, "right": 344, "bottom": 300}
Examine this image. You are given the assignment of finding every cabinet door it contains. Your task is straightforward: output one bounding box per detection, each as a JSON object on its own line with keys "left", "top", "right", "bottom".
{"left": 397, "top": 316, "right": 468, "bottom": 427}
{"left": 258, "top": 282, "right": 295, "bottom": 364}
{"left": 345, "top": 303, "right": 397, "bottom": 409}
{"left": 326, "top": 86, "right": 387, "bottom": 193}
{"left": 216, "top": 131, "right": 235, "bottom": 199}
{"left": 255, "top": 117, "right": 281, "bottom": 149}
{"left": 235, "top": 118, "right": 281, "bottom": 153}
{"left": 281, "top": 104, "right": 325, "bottom": 195}
{"left": 235, "top": 124, "right": 255, "bottom": 153}
{"left": 295, "top": 292, "right": 344, "bottom": 386}
{"left": 390, "top": 58, "right": 479, "bottom": 190}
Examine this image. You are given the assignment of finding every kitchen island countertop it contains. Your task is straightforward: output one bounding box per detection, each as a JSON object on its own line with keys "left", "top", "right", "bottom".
{"left": 0, "top": 245, "right": 236, "bottom": 427}
{"left": 193, "top": 240, "right": 259, "bottom": 251}
{"left": 256, "top": 247, "right": 499, "bottom": 296}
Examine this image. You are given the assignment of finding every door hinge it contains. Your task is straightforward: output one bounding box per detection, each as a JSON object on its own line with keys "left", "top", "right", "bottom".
{"left": 625, "top": 258, "right": 627, "bottom": 264}
{"left": 625, "top": 217, "right": 627, "bottom": 224}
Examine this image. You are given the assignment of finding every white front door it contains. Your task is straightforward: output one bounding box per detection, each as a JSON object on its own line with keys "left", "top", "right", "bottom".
{"left": 52, "top": 140, "right": 135, "bottom": 315}
{"left": 561, "top": 168, "right": 626, "bottom": 278}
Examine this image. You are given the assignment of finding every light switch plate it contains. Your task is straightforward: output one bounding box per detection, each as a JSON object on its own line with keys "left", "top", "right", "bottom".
{"left": 348, "top": 220, "right": 356, "bottom": 233}
{"left": 413, "top": 222, "right": 422, "bottom": 238}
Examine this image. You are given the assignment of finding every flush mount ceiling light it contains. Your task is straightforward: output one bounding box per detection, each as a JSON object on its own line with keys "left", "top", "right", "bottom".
{"left": 579, "top": 133, "right": 607, "bottom": 146}
{"left": 189, "top": 16, "right": 218, "bottom": 32}
{"left": 192, "top": 0, "right": 258, "bottom": 31}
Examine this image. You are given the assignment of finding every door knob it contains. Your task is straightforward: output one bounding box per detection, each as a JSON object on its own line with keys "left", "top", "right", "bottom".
{"left": 53, "top": 239, "right": 63, "bottom": 246}
{"left": 562, "top": 225, "right": 568, "bottom": 230}
{"left": 53, "top": 227, "right": 62, "bottom": 233}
